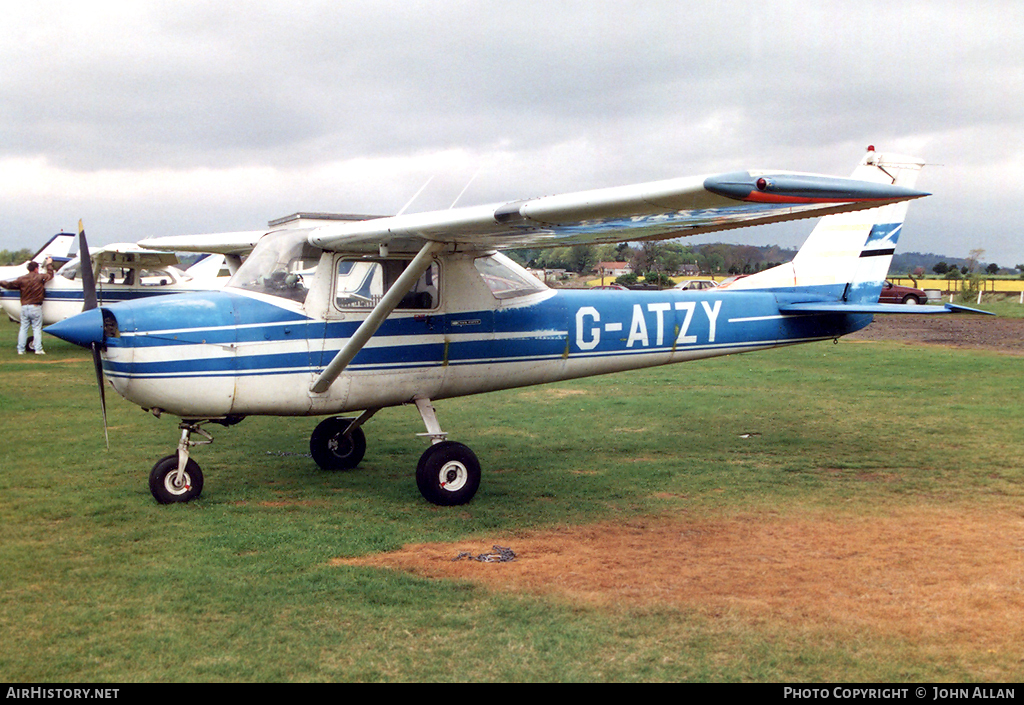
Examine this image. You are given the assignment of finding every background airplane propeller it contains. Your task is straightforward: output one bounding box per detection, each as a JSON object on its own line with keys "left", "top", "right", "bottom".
{"left": 78, "top": 221, "right": 108, "bottom": 449}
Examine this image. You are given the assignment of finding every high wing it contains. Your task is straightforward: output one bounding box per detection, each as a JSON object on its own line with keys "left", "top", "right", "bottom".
{"left": 86, "top": 243, "right": 180, "bottom": 268}
{"left": 136, "top": 214, "right": 386, "bottom": 256}
{"left": 53, "top": 242, "right": 182, "bottom": 275}
{"left": 134, "top": 156, "right": 928, "bottom": 257}
{"left": 136, "top": 231, "right": 268, "bottom": 256}
{"left": 307, "top": 162, "right": 929, "bottom": 254}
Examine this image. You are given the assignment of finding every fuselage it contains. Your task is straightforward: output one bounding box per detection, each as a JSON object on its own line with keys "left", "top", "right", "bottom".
{"left": 48, "top": 250, "right": 870, "bottom": 420}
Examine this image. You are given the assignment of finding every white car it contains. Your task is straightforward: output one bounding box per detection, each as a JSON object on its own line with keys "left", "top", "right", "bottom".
{"left": 672, "top": 279, "right": 719, "bottom": 291}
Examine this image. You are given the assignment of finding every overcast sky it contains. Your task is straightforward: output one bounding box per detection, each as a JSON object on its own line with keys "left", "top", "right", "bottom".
{"left": 2, "top": 0, "right": 1022, "bottom": 266}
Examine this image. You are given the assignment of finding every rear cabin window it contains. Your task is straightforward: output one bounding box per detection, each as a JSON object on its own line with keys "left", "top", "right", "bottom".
{"left": 334, "top": 258, "right": 438, "bottom": 310}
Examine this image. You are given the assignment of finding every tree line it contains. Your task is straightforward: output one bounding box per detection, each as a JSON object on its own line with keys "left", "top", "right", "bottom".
{"left": 1, "top": 247, "right": 35, "bottom": 266}
{"left": 507, "top": 241, "right": 798, "bottom": 279}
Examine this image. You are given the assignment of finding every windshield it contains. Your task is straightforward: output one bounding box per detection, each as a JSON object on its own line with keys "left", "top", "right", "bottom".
{"left": 229, "top": 230, "right": 322, "bottom": 303}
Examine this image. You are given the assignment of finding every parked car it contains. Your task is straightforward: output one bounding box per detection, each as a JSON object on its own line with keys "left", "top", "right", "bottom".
{"left": 672, "top": 279, "right": 719, "bottom": 291}
{"left": 715, "top": 275, "right": 750, "bottom": 288}
{"left": 592, "top": 284, "right": 628, "bottom": 290}
{"left": 878, "top": 280, "right": 928, "bottom": 305}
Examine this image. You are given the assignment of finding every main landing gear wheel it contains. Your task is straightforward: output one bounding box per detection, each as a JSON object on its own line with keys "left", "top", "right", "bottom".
{"left": 416, "top": 441, "right": 481, "bottom": 506}
{"left": 310, "top": 416, "right": 367, "bottom": 470}
{"left": 149, "top": 454, "right": 204, "bottom": 504}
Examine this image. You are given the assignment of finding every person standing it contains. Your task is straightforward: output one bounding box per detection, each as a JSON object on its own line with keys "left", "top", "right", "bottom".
{"left": 1, "top": 257, "right": 56, "bottom": 354}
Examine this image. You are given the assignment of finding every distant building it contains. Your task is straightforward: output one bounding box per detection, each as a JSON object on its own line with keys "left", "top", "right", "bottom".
{"left": 594, "top": 261, "right": 633, "bottom": 277}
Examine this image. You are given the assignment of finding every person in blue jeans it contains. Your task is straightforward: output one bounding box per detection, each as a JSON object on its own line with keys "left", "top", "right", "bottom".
{"left": 1, "top": 258, "right": 55, "bottom": 354}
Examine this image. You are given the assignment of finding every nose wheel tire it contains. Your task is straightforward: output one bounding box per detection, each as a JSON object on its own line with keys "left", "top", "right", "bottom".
{"left": 415, "top": 441, "right": 481, "bottom": 506}
{"left": 149, "top": 455, "right": 204, "bottom": 504}
{"left": 310, "top": 416, "right": 367, "bottom": 470}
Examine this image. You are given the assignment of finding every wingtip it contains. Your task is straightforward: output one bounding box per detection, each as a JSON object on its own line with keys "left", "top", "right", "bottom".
{"left": 704, "top": 172, "right": 930, "bottom": 204}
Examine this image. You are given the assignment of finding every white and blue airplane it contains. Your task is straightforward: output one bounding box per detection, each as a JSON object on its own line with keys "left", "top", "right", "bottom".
{"left": 1, "top": 232, "right": 77, "bottom": 323}
{"left": 46, "top": 147, "right": 986, "bottom": 506}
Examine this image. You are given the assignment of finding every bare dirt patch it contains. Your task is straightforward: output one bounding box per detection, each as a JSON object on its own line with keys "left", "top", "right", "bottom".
{"left": 335, "top": 506, "right": 1024, "bottom": 651}
{"left": 334, "top": 316, "right": 1024, "bottom": 666}
{"left": 846, "top": 315, "right": 1024, "bottom": 355}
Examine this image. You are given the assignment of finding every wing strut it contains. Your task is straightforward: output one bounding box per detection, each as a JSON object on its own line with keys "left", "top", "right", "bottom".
{"left": 310, "top": 240, "right": 444, "bottom": 394}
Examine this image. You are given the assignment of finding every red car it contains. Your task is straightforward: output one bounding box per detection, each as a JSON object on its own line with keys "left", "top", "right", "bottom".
{"left": 878, "top": 280, "right": 928, "bottom": 305}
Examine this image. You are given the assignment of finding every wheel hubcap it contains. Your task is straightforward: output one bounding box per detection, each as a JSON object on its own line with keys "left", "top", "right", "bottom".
{"left": 164, "top": 471, "right": 192, "bottom": 496}
{"left": 328, "top": 432, "right": 353, "bottom": 458}
{"left": 439, "top": 461, "right": 468, "bottom": 492}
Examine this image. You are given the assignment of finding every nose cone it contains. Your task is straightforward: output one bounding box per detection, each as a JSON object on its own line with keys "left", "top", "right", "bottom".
{"left": 45, "top": 307, "right": 104, "bottom": 348}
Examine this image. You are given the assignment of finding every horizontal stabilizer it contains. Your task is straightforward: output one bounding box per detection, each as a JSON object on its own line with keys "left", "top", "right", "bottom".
{"left": 778, "top": 302, "right": 995, "bottom": 316}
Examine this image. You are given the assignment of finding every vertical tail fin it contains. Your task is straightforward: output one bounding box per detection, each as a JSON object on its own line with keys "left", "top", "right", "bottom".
{"left": 722, "top": 148, "right": 925, "bottom": 301}
{"left": 30, "top": 232, "right": 76, "bottom": 263}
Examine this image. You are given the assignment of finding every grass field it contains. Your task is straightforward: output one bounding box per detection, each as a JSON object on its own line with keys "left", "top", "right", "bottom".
{"left": 1, "top": 317, "right": 1022, "bottom": 682}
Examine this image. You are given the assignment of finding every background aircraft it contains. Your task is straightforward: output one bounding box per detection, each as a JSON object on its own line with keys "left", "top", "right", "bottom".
{"left": 1, "top": 239, "right": 232, "bottom": 326}
{"left": 47, "top": 148, "right": 986, "bottom": 507}
{"left": 0, "top": 232, "right": 76, "bottom": 281}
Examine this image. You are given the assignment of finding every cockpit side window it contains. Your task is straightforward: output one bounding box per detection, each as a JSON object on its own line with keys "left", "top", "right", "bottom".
{"left": 99, "top": 267, "right": 133, "bottom": 285}
{"left": 140, "top": 269, "right": 175, "bottom": 286}
{"left": 334, "top": 258, "right": 438, "bottom": 310}
{"left": 473, "top": 253, "right": 547, "bottom": 299}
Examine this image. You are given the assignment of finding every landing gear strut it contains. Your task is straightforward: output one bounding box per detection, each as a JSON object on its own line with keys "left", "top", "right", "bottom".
{"left": 415, "top": 440, "right": 481, "bottom": 506}
{"left": 307, "top": 398, "right": 483, "bottom": 506}
{"left": 412, "top": 397, "right": 481, "bottom": 506}
{"left": 309, "top": 412, "right": 372, "bottom": 470}
{"left": 148, "top": 420, "right": 212, "bottom": 504}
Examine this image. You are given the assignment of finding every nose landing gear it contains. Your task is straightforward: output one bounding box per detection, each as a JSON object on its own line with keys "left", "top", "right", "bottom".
{"left": 148, "top": 420, "right": 213, "bottom": 504}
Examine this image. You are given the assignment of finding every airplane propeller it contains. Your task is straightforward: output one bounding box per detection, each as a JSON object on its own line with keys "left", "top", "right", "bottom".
{"left": 78, "top": 221, "right": 109, "bottom": 449}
